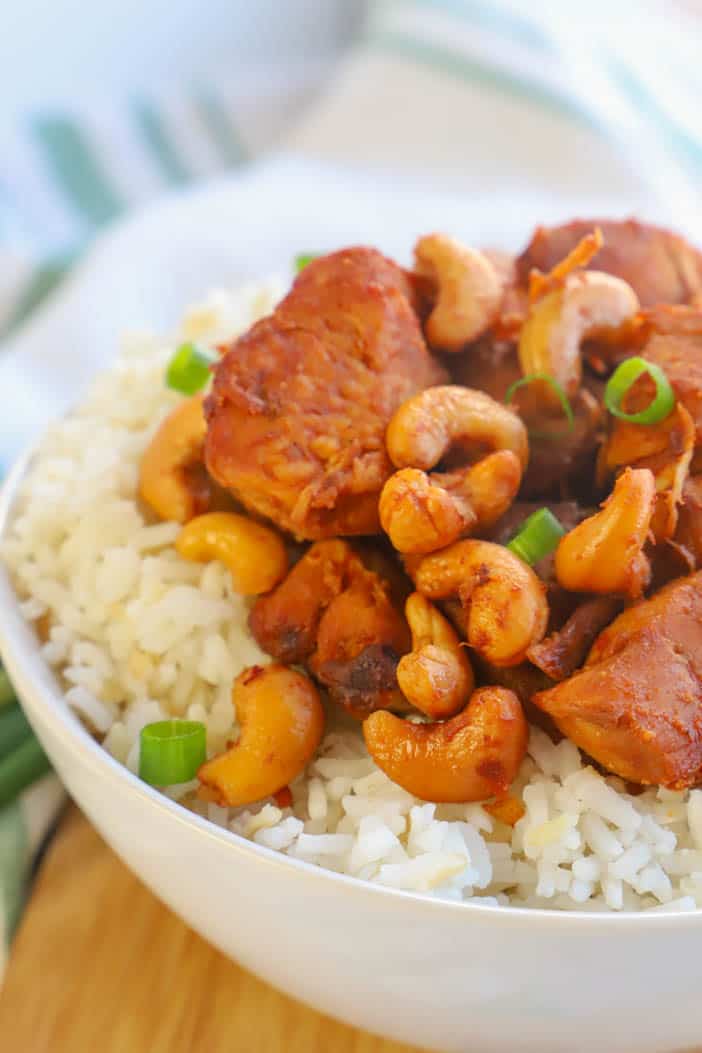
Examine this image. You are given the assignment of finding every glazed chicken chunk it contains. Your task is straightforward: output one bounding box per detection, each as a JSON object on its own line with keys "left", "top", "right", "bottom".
{"left": 204, "top": 248, "right": 446, "bottom": 539}
{"left": 534, "top": 573, "right": 702, "bottom": 789}
{"left": 517, "top": 219, "right": 702, "bottom": 308}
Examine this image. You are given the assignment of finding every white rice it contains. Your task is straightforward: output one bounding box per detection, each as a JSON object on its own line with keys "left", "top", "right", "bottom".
{"left": 4, "top": 278, "right": 702, "bottom": 913}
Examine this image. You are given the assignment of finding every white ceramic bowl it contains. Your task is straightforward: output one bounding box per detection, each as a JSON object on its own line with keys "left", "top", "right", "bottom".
{"left": 2, "top": 452, "right": 702, "bottom": 1053}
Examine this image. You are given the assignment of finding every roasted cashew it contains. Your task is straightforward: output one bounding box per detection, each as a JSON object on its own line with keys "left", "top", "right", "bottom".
{"left": 518, "top": 271, "right": 640, "bottom": 409}
{"left": 381, "top": 387, "right": 527, "bottom": 555}
{"left": 414, "top": 234, "right": 504, "bottom": 352}
{"left": 527, "top": 596, "right": 623, "bottom": 681}
{"left": 139, "top": 395, "right": 208, "bottom": 523}
{"left": 379, "top": 450, "right": 522, "bottom": 555}
{"left": 387, "top": 386, "right": 528, "bottom": 471}
{"left": 198, "top": 664, "right": 324, "bottom": 807}
{"left": 363, "top": 686, "right": 528, "bottom": 803}
{"left": 555, "top": 468, "right": 656, "bottom": 598}
{"left": 175, "top": 512, "right": 288, "bottom": 596}
{"left": 396, "top": 592, "right": 474, "bottom": 718}
{"left": 414, "top": 539, "right": 549, "bottom": 667}
{"left": 379, "top": 468, "right": 474, "bottom": 557}
{"left": 249, "top": 540, "right": 366, "bottom": 663}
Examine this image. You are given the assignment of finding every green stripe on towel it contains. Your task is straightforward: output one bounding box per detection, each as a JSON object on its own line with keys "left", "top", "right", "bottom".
{"left": 133, "top": 101, "right": 191, "bottom": 185}
{"left": 0, "top": 800, "right": 28, "bottom": 944}
{"left": 384, "top": 0, "right": 553, "bottom": 53}
{"left": 195, "top": 92, "right": 247, "bottom": 166}
{"left": 31, "top": 116, "right": 124, "bottom": 226}
{"left": 369, "top": 29, "right": 596, "bottom": 129}
{"left": 607, "top": 58, "right": 702, "bottom": 171}
{"left": 3, "top": 252, "right": 75, "bottom": 338}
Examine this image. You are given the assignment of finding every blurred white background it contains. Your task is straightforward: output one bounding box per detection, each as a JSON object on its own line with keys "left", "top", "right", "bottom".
{"left": 1, "top": 0, "right": 365, "bottom": 114}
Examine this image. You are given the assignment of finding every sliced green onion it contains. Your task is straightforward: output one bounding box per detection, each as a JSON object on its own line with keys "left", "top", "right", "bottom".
{"left": 507, "top": 507, "right": 565, "bottom": 566}
{"left": 165, "top": 343, "right": 218, "bottom": 396}
{"left": 0, "top": 735, "right": 51, "bottom": 809}
{"left": 139, "top": 720, "right": 207, "bottom": 786}
{"left": 294, "top": 253, "right": 318, "bottom": 272}
{"left": 0, "top": 702, "right": 33, "bottom": 763}
{"left": 505, "top": 373, "right": 575, "bottom": 437}
{"left": 604, "top": 356, "right": 675, "bottom": 424}
{"left": 0, "top": 667, "right": 16, "bottom": 709}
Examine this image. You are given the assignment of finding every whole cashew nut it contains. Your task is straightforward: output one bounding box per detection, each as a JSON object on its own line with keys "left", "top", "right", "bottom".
{"left": 363, "top": 686, "right": 528, "bottom": 802}
{"left": 396, "top": 592, "right": 474, "bottom": 718}
{"left": 387, "top": 386, "right": 528, "bottom": 471}
{"left": 555, "top": 467, "right": 656, "bottom": 599}
{"left": 175, "top": 511, "right": 288, "bottom": 596}
{"left": 198, "top": 664, "right": 324, "bottom": 807}
{"left": 380, "top": 386, "right": 527, "bottom": 555}
{"left": 379, "top": 451, "right": 523, "bottom": 556}
{"left": 380, "top": 468, "right": 473, "bottom": 557}
{"left": 414, "top": 539, "right": 549, "bottom": 667}
{"left": 518, "top": 271, "right": 640, "bottom": 409}
{"left": 414, "top": 234, "right": 504, "bottom": 352}
{"left": 139, "top": 395, "right": 208, "bottom": 523}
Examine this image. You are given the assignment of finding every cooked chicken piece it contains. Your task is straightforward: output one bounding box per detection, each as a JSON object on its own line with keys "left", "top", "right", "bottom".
{"left": 527, "top": 596, "right": 622, "bottom": 681}
{"left": 674, "top": 475, "right": 702, "bottom": 568}
{"left": 310, "top": 575, "right": 411, "bottom": 719}
{"left": 635, "top": 306, "right": 702, "bottom": 444}
{"left": 534, "top": 573, "right": 702, "bottom": 788}
{"left": 205, "top": 248, "right": 446, "bottom": 540}
{"left": 517, "top": 219, "right": 702, "bottom": 308}
{"left": 249, "top": 539, "right": 360, "bottom": 664}
{"left": 450, "top": 343, "right": 605, "bottom": 498}
{"left": 249, "top": 538, "right": 411, "bottom": 719}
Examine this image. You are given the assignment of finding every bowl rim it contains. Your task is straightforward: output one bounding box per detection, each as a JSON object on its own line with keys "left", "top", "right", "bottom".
{"left": 2, "top": 441, "right": 701, "bottom": 929}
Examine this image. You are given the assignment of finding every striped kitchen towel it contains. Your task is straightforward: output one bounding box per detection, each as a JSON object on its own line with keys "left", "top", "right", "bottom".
{"left": 290, "top": 0, "right": 702, "bottom": 234}
{"left": 4, "top": 1, "right": 702, "bottom": 342}
{"left": 2, "top": 0, "right": 702, "bottom": 972}
{"left": 0, "top": 64, "right": 327, "bottom": 339}
{"left": 0, "top": 690, "right": 64, "bottom": 975}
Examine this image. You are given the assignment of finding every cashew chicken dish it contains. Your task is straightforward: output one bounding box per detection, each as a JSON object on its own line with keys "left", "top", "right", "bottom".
{"left": 8, "top": 217, "right": 702, "bottom": 911}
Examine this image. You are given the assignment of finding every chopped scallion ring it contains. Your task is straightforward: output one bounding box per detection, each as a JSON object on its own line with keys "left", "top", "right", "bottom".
{"left": 139, "top": 720, "right": 207, "bottom": 786}
{"left": 294, "top": 253, "right": 318, "bottom": 272}
{"left": 604, "top": 356, "right": 675, "bottom": 424}
{"left": 165, "top": 343, "right": 218, "bottom": 396}
{"left": 504, "top": 373, "right": 575, "bottom": 436}
{"left": 506, "top": 507, "right": 565, "bottom": 566}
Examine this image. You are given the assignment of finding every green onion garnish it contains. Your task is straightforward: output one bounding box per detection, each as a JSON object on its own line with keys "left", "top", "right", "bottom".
{"left": 505, "top": 373, "right": 575, "bottom": 435}
{"left": 0, "top": 667, "right": 16, "bottom": 710}
{"left": 0, "top": 735, "right": 51, "bottom": 809}
{"left": 165, "top": 343, "right": 218, "bottom": 396}
{"left": 139, "top": 720, "right": 207, "bottom": 786}
{"left": 507, "top": 508, "right": 565, "bottom": 566}
{"left": 604, "top": 356, "right": 675, "bottom": 424}
{"left": 294, "top": 253, "right": 318, "bottom": 272}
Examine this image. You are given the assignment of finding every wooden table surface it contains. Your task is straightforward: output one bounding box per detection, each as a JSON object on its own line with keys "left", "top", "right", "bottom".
{"left": 0, "top": 807, "right": 427, "bottom": 1053}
